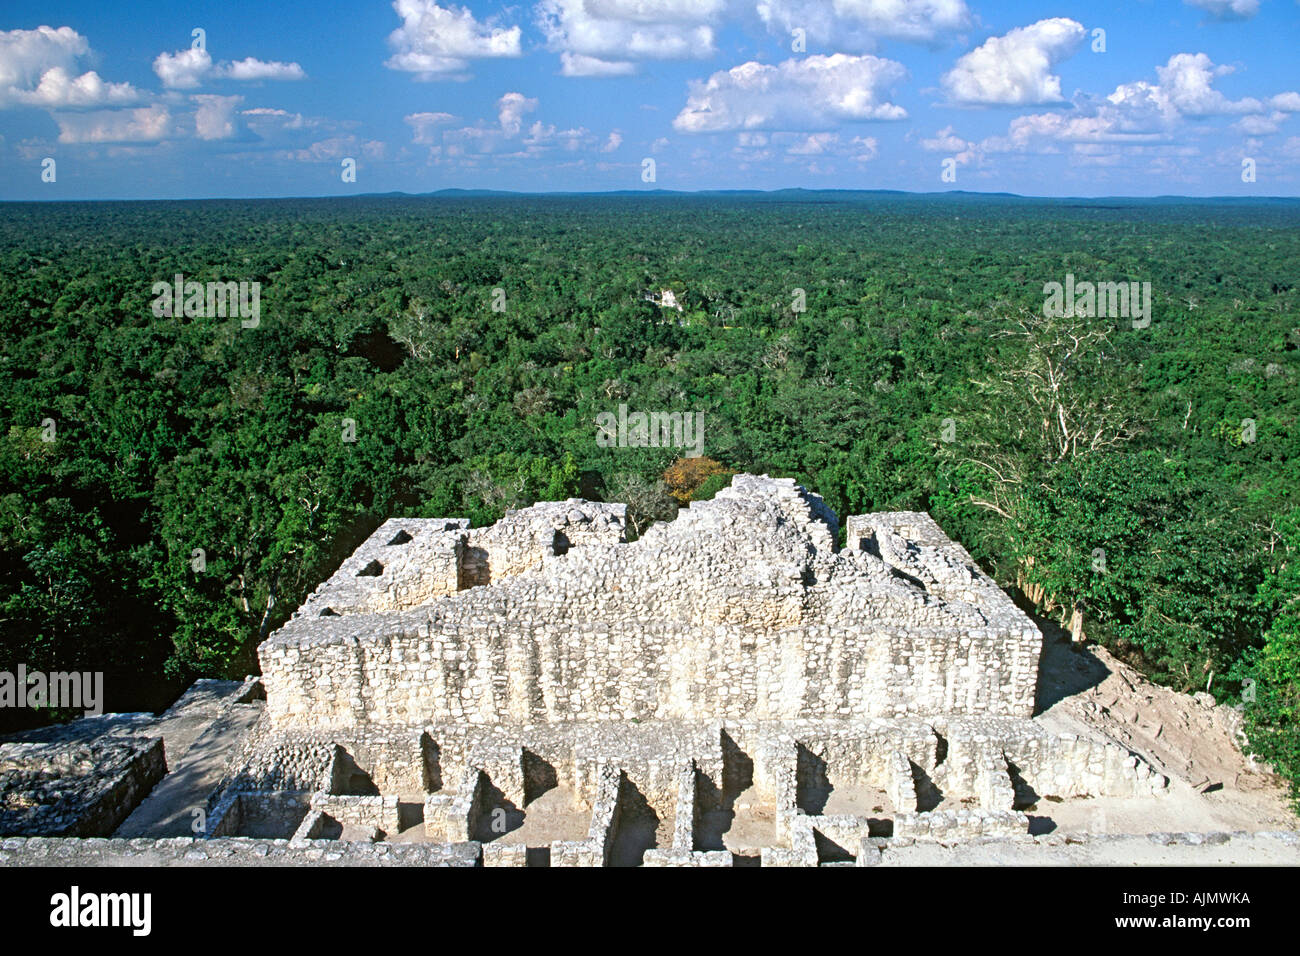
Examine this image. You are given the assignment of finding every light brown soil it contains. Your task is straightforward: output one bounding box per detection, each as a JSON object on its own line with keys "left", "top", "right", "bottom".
{"left": 822, "top": 784, "right": 894, "bottom": 817}
{"left": 494, "top": 786, "right": 590, "bottom": 845}
{"left": 712, "top": 786, "right": 776, "bottom": 855}
{"left": 1033, "top": 618, "right": 1296, "bottom": 833}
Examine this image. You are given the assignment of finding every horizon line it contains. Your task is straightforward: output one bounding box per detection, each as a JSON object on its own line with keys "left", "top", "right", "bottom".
{"left": 4, "top": 186, "right": 1299, "bottom": 205}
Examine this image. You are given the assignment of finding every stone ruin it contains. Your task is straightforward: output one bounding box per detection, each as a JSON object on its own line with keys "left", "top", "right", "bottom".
{"left": 0, "top": 735, "right": 164, "bottom": 838}
{"left": 186, "top": 473, "right": 1170, "bottom": 866}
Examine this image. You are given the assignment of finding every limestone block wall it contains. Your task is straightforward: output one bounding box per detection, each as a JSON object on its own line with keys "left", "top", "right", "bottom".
{"left": 206, "top": 791, "right": 311, "bottom": 838}
{"left": 260, "top": 616, "right": 1040, "bottom": 730}
{"left": 933, "top": 717, "right": 1169, "bottom": 801}
{"left": 1004, "top": 732, "right": 1170, "bottom": 799}
{"left": 261, "top": 476, "right": 1043, "bottom": 732}
{"left": 893, "top": 809, "right": 1030, "bottom": 841}
{"left": 293, "top": 519, "right": 469, "bottom": 618}
{"left": 308, "top": 794, "right": 401, "bottom": 835}
{"left": 461, "top": 501, "right": 627, "bottom": 586}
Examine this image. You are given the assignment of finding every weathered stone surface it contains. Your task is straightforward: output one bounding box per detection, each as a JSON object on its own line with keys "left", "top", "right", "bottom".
{"left": 0, "top": 736, "right": 165, "bottom": 837}
{"left": 260, "top": 475, "right": 1041, "bottom": 730}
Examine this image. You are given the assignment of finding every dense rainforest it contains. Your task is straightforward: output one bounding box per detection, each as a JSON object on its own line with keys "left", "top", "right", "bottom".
{"left": 0, "top": 192, "right": 1296, "bottom": 803}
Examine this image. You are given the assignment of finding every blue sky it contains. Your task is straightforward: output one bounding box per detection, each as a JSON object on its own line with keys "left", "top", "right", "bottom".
{"left": 1, "top": 0, "right": 1297, "bottom": 199}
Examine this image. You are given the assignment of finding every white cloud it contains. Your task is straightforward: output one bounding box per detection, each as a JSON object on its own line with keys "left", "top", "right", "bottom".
{"left": 850, "top": 135, "right": 878, "bottom": 161}
{"left": 0, "top": 26, "right": 86, "bottom": 89}
{"left": 241, "top": 107, "right": 309, "bottom": 130}
{"left": 1184, "top": 0, "right": 1259, "bottom": 20}
{"left": 280, "top": 136, "right": 385, "bottom": 162}
{"left": 12, "top": 67, "right": 137, "bottom": 108}
{"left": 1155, "top": 53, "right": 1261, "bottom": 116}
{"left": 385, "top": 0, "right": 521, "bottom": 78}
{"left": 787, "top": 132, "right": 838, "bottom": 154}
{"left": 1234, "top": 112, "right": 1286, "bottom": 135}
{"left": 193, "top": 94, "right": 242, "bottom": 140}
{"left": 412, "top": 95, "right": 608, "bottom": 163}
{"left": 970, "top": 51, "right": 1294, "bottom": 162}
{"left": 735, "top": 129, "right": 878, "bottom": 164}
{"left": 53, "top": 105, "right": 173, "bottom": 143}
{"left": 0, "top": 26, "right": 140, "bottom": 108}
{"left": 497, "top": 92, "right": 538, "bottom": 136}
{"left": 756, "top": 0, "right": 971, "bottom": 50}
{"left": 437, "top": 116, "right": 598, "bottom": 160}
{"left": 673, "top": 54, "right": 907, "bottom": 133}
{"left": 154, "top": 48, "right": 306, "bottom": 88}
{"left": 220, "top": 58, "right": 307, "bottom": 82}
{"left": 1271, "top": 92, "right": 1300, "bottom": 112}
{"left": 941, "top": 18, "right": 1085, "bottom": 105}
{"left": 405, "top": 110, "right": 458, "bottom": 143}
{"left": 920, "top": 124, "right": 970, "bottom": 152}
{"left": 153, "top": 48, "right": 212, "bottom": 89}
{"left": 538, "top": 0, "right": 720, "bottom": 76}
{"left": 524, "top": 121, "right": 594, "bottom": 151}
{"left": 559, "top": 52, "right": 637, "bottom": 77}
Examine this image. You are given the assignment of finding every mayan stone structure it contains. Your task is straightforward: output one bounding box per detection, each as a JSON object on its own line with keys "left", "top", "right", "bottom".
{"left": 260, "top": 476, "right": 1043, "bottom": 728}
{"left": 0, "top": 474, "right": 1191, "bottom": 866}
{"left": 167, "top": 473, "right": 1166, "bottom": 866}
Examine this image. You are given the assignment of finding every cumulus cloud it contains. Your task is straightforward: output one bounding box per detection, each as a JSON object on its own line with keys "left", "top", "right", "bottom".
{"left": 385, "top": 0, "right": 521, "bottom": 78}
{"left": 1155, "top": 52, "right": 1262, "bottom": 116}
{"left": 154, "top": 48, "right": 307, "bottom": 88}
{"left": 220, "top": 58, "right": 307, "bottom": 82}
{"left": 0, "top": 26, "right": 140, "bottom": 108}
{"left": 941, "top": 18, "right": 1085, "bottom": 105}
{"left": 437, "top": 118, "right": 596, "bottom": 159}
{"left": 788, "top": 132, "right": 838, "bottom": 154}
{"left": 523, "top": 121, "right": 595, "bottom": 152}
{"left": 733, "top": 129, "right": 878, "bottom": 165}
{"left": 1234, "top": 112, "right": 1287, "bottom": 136}
{"left": 405, "top": 110, "right": 458, "bottom": 143}
{"left": 52, "top": 105, "right": 173, "bottom": 143}
{"left": 1184, "top": 0, "right": 1259, "bottom": 20}
{"left": 1271, "top": 92, "right": 1300, "bottom": 112}
{"left": 970, "top": 51, "right": 1299, "bottom": 162}
{"left": 497, "top": 92, "right": 538, "bottom": 136}
{"left": 756, "top": 0, "right": 971, "bottom": 50}
{"left": 279, "top": 136, "right": 385, "bottom": 162}
{"left": 193, "top": 95, "right": 242, "bottom": 140}
{"left": 407, "top": 93, "right": 608, "bottom": 164}
{"left": 674, "top": 54, "right": 907, "bottom": 133}
{"left": 559, "top": 53, "right": 637, "bottom": 77}
{"left": 153, "top": 49, "right": 211, "bottom": 89}
{"left": 0, "top": 26, "right": 86, "bottom": 89}
{"left": 538, "top": 0, "right": 721, "bottom": 76}
{"left": 241, "top": 107, "right": 309, "bottom": 131}
{"left": 920, "top": 124, "right": 971, "bottom": 152}
{"left": 12, "top": 67, "right": 137, "bottom": 108}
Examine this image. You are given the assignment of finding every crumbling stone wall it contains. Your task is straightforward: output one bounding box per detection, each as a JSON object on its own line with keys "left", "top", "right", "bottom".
{"left": 0, "top": 737, "right": 165, "bottom": 837}
{"left": 260, "top": 476, "right": 1043, "bottom": 730}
